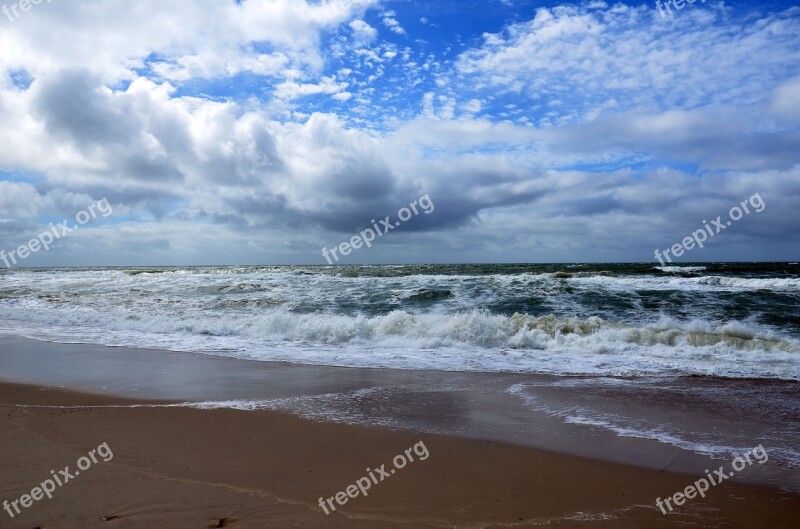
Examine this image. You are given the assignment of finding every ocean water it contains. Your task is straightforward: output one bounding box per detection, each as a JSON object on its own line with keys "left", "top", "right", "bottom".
{"left": 0, "top": 262, "right": 798, "bottom": 380}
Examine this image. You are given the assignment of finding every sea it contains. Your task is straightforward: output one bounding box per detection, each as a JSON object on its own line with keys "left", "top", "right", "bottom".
{"left": 1, "top": 262, "right": 798, "bottom": 379}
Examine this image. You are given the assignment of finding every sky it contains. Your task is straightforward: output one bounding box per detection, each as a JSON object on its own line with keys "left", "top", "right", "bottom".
{"left": 0, "top": 0, "right": 798, "bottom": 266}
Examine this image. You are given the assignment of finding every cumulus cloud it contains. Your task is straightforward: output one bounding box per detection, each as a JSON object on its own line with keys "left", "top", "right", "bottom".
{"left": 0, "top": 0, "right": 378, "bottom": 81}
{"left": 349, "top": 19, "right": 379, "bottom": 45}
{"left": 382, "top": 9, "right": 406, "bottom": 35}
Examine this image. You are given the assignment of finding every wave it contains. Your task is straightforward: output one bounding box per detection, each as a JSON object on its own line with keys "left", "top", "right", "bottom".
{"left": 691, "top": 276, "right": 800, "bottom": 289}
{"left": 4, "top": 267, "right": 799, "bottom": 297}
{"left": 122, "top": 269, "right": 171, "bottom": 276}
{"left": 572, "top": 274, "right": 800, "bottom": 291}
{"left": 1, "top": 308, "right": 797, "bottom": 379}
{"left": 8, "top": 307, "right": 794, "bottom": 352}
{"left": 655, "top": 266, "right": 707, "bottom": 273}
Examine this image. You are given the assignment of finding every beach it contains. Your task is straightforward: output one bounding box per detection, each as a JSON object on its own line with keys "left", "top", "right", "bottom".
{"left": 2, "top": 0, "right": 799, "bottom": 525}
{"left": 1, "top": 335, "right": 799, "bottom": 528}
{"left": 2, "top": 381, "right": 799, "bottom": 529}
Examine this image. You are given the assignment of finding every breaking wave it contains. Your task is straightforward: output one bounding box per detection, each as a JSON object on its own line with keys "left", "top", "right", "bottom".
{"left": 1, "top": 308, "right": 797, "bottom": 379}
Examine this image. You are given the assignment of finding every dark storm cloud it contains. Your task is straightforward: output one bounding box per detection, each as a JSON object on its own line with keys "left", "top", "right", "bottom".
{"left": 32, "top": 69, "right": 131, "bottom": 146}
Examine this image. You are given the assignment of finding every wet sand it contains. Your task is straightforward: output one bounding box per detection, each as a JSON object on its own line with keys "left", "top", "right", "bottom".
{"left": 0, "top": 335, "right": 798, "bottom": 527}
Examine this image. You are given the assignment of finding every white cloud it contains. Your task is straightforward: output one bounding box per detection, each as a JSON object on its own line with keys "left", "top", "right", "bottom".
{"left": 275, "top": 77, "right": 350, "bottom": 101}
{"left": 382, "top": 9, "right": 406, "bottom": 35}
{"left": 456, "top": 4, "right": 800, "bottom": 122}
{"left": 333, "top": 91, "right": 353, "bottom": 101}
{"left": 461, "top": 99, "right": 483, "bottom": 115}
{"left": 0, "top": 0, "right": 379, "bottom": 82}
{"left": 349, "top": 19, "right": 379, "bottom": 44}
{"left": 0, "top": 182, "right": 44, "bottom": 218}
{"left": 770, "top": 77, "right": 800, "bottom": 123}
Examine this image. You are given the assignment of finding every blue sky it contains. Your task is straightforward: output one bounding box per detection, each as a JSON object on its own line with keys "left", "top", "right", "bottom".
{"left": 0, "top": 0, "right": 798, "bottom": 266}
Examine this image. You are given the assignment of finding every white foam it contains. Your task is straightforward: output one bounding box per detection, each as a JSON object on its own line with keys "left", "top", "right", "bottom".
{"left": 655, "top": 266, "right": 708, "bottom": 273}
{"left": 0, "top": 307, "right": 797, "bottom": 380}
{"left": 572, "top": 274, "right": 800, "bottom": 291}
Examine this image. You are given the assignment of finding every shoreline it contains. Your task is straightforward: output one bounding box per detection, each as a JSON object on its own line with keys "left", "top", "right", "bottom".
{"left": 1, "top": 334, "right": 799, "bottom": 491}
{"left": 1, "top": 380, "right": 799, "bottom": 528}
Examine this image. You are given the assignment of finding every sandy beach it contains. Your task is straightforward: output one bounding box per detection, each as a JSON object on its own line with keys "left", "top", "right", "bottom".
{"left": 1, "top": 381, "right": 798, "bottom": 528}
{"left": 1, "top": 335, "right": 798, "bottom": 528}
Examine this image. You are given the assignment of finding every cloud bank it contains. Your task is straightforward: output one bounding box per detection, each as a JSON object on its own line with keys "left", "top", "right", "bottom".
{"left": 0, "top": 0, "right": 798, "bottom": 265}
